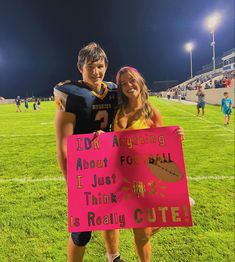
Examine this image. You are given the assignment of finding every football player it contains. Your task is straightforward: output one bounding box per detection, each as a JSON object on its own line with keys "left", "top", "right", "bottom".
{"left": 15, "top": 96, "right": 21, "bottom": 112}
{"left": 54, "top": 42, "right": 123, "bottom": 262}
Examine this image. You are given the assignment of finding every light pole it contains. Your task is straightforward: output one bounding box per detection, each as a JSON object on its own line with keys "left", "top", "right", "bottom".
{"left": 205, "top": 12, "right": 221, "bottom": 72}
{"left": 185, "top": 42, "right": 194, "bottom": 78}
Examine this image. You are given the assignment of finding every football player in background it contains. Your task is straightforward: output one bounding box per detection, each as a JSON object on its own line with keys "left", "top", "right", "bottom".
{"left": 15, "top": 96, "right": 21, "bottom": 112}
{"left": 54, "top": 42, "right": 123, "bottom": 262}
{"left": 24, "top": 97, "right": 29, "bottom": 112}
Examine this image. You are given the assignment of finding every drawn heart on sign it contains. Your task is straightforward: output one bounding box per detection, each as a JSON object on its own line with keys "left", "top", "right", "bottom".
{"left": 147, "top": 155, "right": 183, "bottom": 182}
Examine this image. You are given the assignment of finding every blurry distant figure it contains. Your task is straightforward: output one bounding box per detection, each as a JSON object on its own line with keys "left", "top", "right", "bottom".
{"left": 174, "top": 89, "right": 177, "bottom": 99}
{"left": 15, "top": 96, "right": 21, "bottom": 112}
{"left": 214, "top": 80, "right": 220, "bottom": 88}
{"left": 24, "top": 98, "right": 29, "bottom": 112}
{"left": 225, "top": 78, "right": 232, "bottom": 88}
{"left": 37, "top": 98, "right": 41, "bottom": 109}
{"left": 196, "top": 86, "right": 205, "bottom": 116}
{"left": 167, "top": 90, "right": 171, "bottom": 100}
{"left": 221, "top": 92, "right": 232, "bottom": 125}
{"left": 177, "top": 86, "right": 181, "bottom": 102}
{"left": 33, "top": 100, "right": 37, "bottom": 112}
{"left": 209, "top": 80, "right": 213, "bottom": 89}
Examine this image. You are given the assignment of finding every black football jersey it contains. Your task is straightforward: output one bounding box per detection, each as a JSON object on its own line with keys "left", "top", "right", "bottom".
{"left": 54, "top": 80, "right": 118, "bottom": 134}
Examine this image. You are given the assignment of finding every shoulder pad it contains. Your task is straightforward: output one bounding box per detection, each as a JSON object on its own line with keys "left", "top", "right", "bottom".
{"left": 54, "top": 81, "right": 85, "bottom": 96}
{"left": 53, "top": 88, "right": 68, "bottom": 112}
{"left": 104, "top": 81, "right": 117, "bottom": 90}
{"left": 56, "top": 80, "right": 72, "bottom": 87}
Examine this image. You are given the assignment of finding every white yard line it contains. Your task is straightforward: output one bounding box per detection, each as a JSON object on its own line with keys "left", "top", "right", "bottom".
{"left": 185, "top": 129, "right": 229, "bottom": 132}
{"left": 40, "top": 122, "right": 54, "bottom": 125}
{"left": 184, "top": 139, "right": 234, "bottom": 142}
{"left": 0, "top": 130, "right": 231, "bottom": 137}
{"left": 0, "top": 134, "right": 54, "bottom": 137}
{"left": 187, "top": 176, "right": 234, "bottom": 181}
{"left": 164, "top": 116, "right": 194, "bottom": 119}
{"left": 0, "top": 176, "right": 233, "bottom": 183}
{"left": 214, "top": 133, "right": 234, "bottom": 136}
{"left": 0, "top": 177, "right": 64, "bottom": 183}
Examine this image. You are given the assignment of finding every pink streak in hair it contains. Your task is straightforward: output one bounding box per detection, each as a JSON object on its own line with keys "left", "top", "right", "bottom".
{"left": 116, "top": 66, "right": 140, "bottom": 83}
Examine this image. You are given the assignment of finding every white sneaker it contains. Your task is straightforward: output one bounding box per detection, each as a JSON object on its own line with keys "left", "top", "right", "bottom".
{"left": 189, "top": 196, "right": 195, "bottom": 207}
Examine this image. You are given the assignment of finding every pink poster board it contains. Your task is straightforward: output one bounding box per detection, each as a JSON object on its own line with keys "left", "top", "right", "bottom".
{"left": 67, "top": 126, "right": 192, "bottom": 232}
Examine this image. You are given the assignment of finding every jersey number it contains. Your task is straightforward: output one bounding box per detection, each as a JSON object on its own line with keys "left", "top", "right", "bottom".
{"left": 95, "top": 110, "right": 108, "bottom": 130}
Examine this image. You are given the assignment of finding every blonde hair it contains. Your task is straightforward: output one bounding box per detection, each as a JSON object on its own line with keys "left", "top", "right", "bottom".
{"left": 116, "top": 66, "right": 153, "bottom": 119}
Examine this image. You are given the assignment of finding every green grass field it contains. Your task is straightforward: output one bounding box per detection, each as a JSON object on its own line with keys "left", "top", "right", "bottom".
{"left": 0, "top": 98, "right": 234, "bottom": 262}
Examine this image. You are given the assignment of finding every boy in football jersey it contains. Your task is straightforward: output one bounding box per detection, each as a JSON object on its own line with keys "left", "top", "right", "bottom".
{"left": 54, "top": 43, "right": 122, "bottom": 262}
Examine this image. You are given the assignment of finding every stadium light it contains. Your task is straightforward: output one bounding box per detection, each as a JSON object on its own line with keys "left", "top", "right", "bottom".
{"left": 205, "top": 12, "right": 222, "bottom": 72}
{"left": 184, "top": 42, "right": 194, "bottom": 78}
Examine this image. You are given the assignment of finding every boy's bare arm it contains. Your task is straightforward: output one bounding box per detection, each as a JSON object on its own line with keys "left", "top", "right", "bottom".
{"left": 55, "top": 111, "right": 76, "bottom": 182}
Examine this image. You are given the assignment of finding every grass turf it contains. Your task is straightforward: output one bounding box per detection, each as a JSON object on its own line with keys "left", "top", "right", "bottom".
{"left": 0, "top": 99, "right": 234, "bottom": 261}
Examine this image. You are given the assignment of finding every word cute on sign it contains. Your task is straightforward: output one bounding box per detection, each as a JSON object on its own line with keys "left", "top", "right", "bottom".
{"left": 67, "top": 126, "right": 192, "bottom": 232}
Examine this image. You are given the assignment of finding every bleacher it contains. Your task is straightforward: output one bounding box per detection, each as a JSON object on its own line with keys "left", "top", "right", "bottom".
{"left": 169, "top": 48, "right": 234, "bottom": 92}
{"left": 160, "top": 49, "right": 235, "bottom": 106}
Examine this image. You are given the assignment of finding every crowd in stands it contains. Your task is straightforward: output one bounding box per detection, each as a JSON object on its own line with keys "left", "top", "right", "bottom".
{"left": 165, "top": 72, "right": 233, "bottom": 98}
{"left": 185, "top": 74, "right": 232, "bottom": 91}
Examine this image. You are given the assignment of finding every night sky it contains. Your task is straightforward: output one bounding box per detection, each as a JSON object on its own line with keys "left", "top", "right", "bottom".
{"left": 0, "top": 0, "right": 234, "bottom": 98}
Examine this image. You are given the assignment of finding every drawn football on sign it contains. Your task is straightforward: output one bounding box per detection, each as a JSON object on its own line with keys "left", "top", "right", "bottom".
{"left": 147, "top": 154, "right": 183, "bottom": 182}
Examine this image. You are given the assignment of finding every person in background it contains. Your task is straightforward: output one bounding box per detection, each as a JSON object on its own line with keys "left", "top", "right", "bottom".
{"left": 37, "top": 98, "right": 41, "bottom": 109}
{"left": 225, "top": 77, "right": 232, "bottom": 88}
{"left": 167, "top": 90, "right": 171, "bottom": 100}
{"left": 15, "top": 96, "right": 21, "bottom": 112}
{"left": 177, "top": 86, "right": 182, "bottom": 102}
{"left": 196, "top": 86, "right": 205, "bottom": 116}
{"left": 24, "top": 98, "right": 29, "bottom": 112}
{"left": 221, "top": 92, "right": 232, "bottom": 125}
{"left": 33, "top": 100, "right": 37, "bottom": 112}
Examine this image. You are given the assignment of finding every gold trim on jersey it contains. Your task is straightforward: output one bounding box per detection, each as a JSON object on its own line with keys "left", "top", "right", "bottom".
{"left": 54, "top": 89, "right": 68, "bottom": 112}
{"left": 91, "top": 82, "right": 108, "bottom": 100}
{"left": 57, "top": 80, "right": 72, "bottom": 86}
{"left": 56, "top": 80, "right": 109, "bottom": 100}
